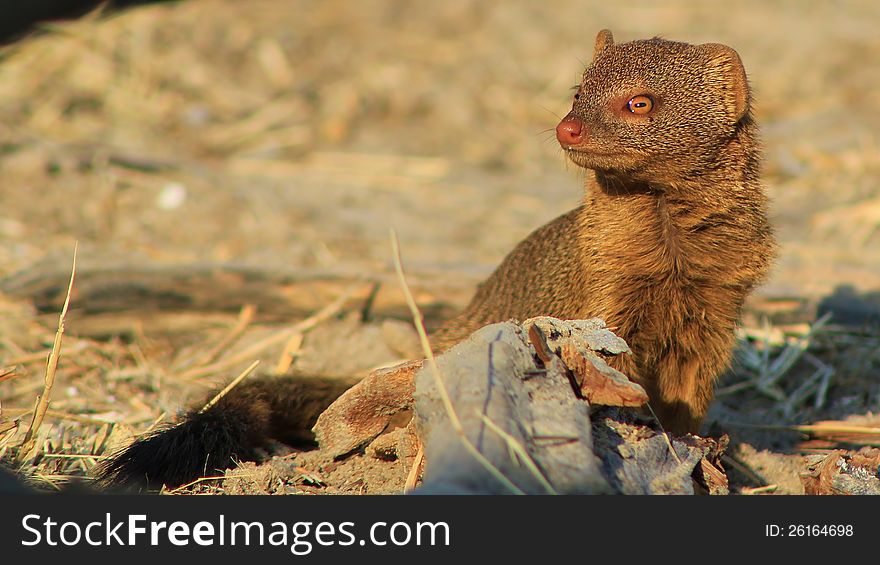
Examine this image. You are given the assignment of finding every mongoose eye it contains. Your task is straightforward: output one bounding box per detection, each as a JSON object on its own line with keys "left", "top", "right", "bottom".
{"left": 627, "top": 95, "right": 654, "bottom": 115}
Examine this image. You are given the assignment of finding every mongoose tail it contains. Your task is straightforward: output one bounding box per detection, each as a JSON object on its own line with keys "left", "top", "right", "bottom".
{"left": 97, "top": 375, "right": 357, "bottom": 490}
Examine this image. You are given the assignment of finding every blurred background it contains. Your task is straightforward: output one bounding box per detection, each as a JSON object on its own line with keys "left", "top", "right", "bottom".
{"left": 0, "top": 0, "right": 878, "bottom": 293}
{"left": 0, "top": 0, "right": 878, "bottom": 493}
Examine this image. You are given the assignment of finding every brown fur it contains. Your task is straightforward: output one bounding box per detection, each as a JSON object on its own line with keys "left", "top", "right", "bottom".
{"left": 100, "top": 30, "right": 773, "bottom": 489}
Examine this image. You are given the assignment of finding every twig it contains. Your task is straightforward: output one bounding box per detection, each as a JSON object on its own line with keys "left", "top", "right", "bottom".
{"left": 645, "top": 403, "right": 683, "bottom": 465}
{"left": 390, "top": 228, "right": 525, "bottom": 495}
{"left": 721, "top": 453, "right": 767, "bottom": 486}
{"left": 178, "top": 287, "right": 358, "bottom": 380}
{"left": 2, "top": 407, "right": 119, "bottom": 425}
{"left": 404, "top": 445, "right": 424, "bottom": 493}
{"left": 197, "top": 304, "right": 257, "bottom": 365}
{"left": 478, "top": 413, "right": 555, "bottom": 494}
{"left": 781, "top": 353, "right": 834, "bottom": 417}
{"left": 178, "top": 330, "right": 286, "bottom": 381}
{"left": 3, "top": 341, "right": 91, "bottom": 367}
{"left": 274, "top": 332, "right": 304, "bottom": 374}
{"left": 40, "top": 453, "right": 108, "bottom": 460}
{"left": 162, "top": 474, "right": 228, "bottom": 494}
{"left": 199, "top": 360, "right": 261, "bottom": 414}
{"left": 143, "top": 411, "right": 168, "bottom": 434}
{"left": 741, "top": 484, "right": 778, "bottom": 495}
{"left": 17, "top": 242, "right": 78, "bottom": 463}
{"left": 774, "top": 423, "right": 880, "bottom": 437}
{"left": 723, "top": 421, "right": 880, "bottom": 448}
{"left": 730, "top": 313, "right": 834, "bottom": 406}
{"left": 0, "top": 366, "right": 21, "bottom": 384}
{"left": 0, "top": 418, "right": 18, "bottom": 437}
{"left": 715, "top": 380, "right": 755, "bottom": 397}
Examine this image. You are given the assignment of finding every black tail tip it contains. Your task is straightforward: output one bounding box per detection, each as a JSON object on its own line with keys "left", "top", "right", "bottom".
{"left": 97, "top": 410, "right": 266, "bottom": 491}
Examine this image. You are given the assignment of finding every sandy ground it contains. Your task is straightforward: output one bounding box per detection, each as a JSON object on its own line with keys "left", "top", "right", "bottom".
{"left": 0, "top": 0, "right": 878, "bottom": 494}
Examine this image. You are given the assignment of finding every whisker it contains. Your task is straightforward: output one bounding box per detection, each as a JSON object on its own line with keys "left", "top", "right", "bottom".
{"left": 537, "top": 105, "right": 562, "bottom": 120}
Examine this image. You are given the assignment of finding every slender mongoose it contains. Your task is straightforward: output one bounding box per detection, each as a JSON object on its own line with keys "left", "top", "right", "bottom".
{"left": 99, "top": 30, "right": 774, "bottom": 489}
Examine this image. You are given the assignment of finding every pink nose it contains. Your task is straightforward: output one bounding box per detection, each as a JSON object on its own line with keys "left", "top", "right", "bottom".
{"left": 556, "top": 118, "right": 584, "bottom": 146}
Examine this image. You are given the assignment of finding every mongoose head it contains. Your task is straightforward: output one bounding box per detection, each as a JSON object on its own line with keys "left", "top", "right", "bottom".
{"left": 556, "top": 30, "right": 752, "bottom": 186}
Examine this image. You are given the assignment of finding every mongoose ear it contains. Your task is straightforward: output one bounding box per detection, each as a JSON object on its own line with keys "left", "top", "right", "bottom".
{"left": 700, "top": 43, "right": 750, "bottom": 121}
{"left": 593, "top": 29, "right": 614, "bottom": 61}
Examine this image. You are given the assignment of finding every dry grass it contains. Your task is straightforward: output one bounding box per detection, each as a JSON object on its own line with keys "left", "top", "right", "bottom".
{"left": 15, "top": 243, "right": 77, "bottom": 463}
{"left": 725, "top": 314, "right": 835, "bottom": 414}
